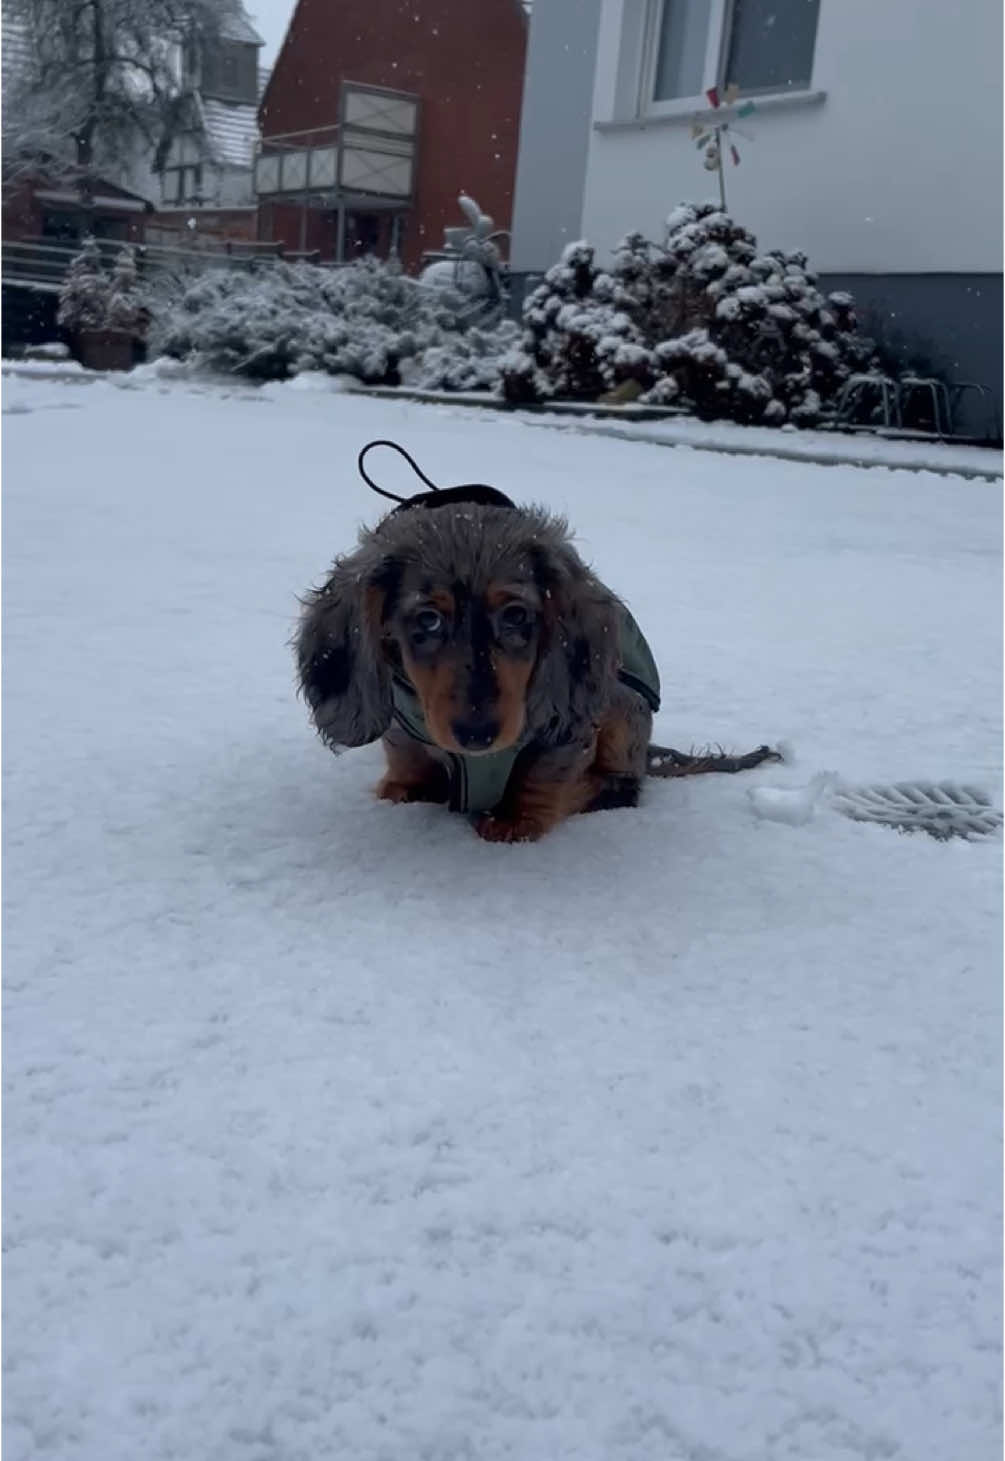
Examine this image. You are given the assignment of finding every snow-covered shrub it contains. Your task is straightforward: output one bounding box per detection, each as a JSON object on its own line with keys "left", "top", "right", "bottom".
{"left": 500, "top": 241, "right": 656, "bottom": 404}
{"left": 57, "top": 236, "right": 110, "bottom": 332}
{"left": 105, "top": 245, "right": 144, "bottom": 334}
{"left": 58, "top": 238, "right": 149, "bottom": 347}
{"left": 406, "top": 320, "right": 520, "bottom": 392}
{"left": 148, "top": 255, "right": 504, "bottom": 386}
{"left": 503, "top": 203, "right": 878, "bottom": 426}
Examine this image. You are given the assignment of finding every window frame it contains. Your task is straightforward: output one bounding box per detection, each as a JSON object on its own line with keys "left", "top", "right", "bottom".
{"left": 201, "top": 40, "right": 258, "bottom": 105}
{"left": 161, "top": 163, "right": 205, "bottom": 205}
{"left": 639, "top": 0, "right": 819, "bottom": 118}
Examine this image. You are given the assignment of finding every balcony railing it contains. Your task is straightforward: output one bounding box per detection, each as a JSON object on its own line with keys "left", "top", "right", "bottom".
{"left": 2, "top": 235, "right": 283, "bottom": 293}
{"left": 255, "top": 83, "right": 420, "bottom": 206}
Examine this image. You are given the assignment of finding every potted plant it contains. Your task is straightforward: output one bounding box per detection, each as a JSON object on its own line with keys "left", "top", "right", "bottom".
{"left": 58, "top": 238, "right": 142, "bottom": 370}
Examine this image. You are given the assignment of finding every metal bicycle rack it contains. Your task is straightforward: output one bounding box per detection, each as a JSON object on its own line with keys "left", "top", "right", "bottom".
{"left": 834, "top": 372, "right": 1001, "bottom": 443}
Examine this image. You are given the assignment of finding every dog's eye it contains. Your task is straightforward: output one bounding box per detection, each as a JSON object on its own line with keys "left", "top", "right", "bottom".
{"left": 414, "top": 609, "right": 444, "bottom": 635}
{"left": 500, "top": 604, "right": 530, "bottom": 630}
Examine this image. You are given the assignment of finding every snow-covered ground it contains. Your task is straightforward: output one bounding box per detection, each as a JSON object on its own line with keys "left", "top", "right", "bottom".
{"left": 4, "top": 371, "right": 1002, "bottom": 1461}
{"left": 349, "top": 382, "right": 1005, "bottom": 482}
{"left": 6, "top": 361, "right": 1003, "bottom": 481}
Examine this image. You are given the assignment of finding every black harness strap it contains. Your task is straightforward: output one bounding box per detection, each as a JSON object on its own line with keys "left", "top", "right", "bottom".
{"left": 617, "top": 669, "right": 661, "bottom": 714}
{"left": 357, "top": 439, "right": 516, "bottom": 514}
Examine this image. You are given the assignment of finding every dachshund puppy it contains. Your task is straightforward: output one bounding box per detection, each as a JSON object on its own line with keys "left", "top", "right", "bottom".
{"left": 296, "top": 500, "right": 662, "bottom": 842}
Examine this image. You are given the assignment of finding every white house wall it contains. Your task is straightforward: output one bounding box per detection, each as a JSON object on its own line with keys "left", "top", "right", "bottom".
{"left": 510, "top": 0, "right": 603, "bottom": 271}
{"left": 582, "top": 0, "right": 1003, "bottom": 273}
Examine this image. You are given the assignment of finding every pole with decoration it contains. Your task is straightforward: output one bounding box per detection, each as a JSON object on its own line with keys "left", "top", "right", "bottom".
{"left": 690, "top": 84, "right": 756, "bottom": 212}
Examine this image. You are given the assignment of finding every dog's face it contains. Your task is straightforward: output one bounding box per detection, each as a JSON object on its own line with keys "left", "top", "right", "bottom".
{"left": 297, "top": 504, "right": 619, "bottom": 755}
{"left": 378, "top": 560, "right": 544, "bottom": 754}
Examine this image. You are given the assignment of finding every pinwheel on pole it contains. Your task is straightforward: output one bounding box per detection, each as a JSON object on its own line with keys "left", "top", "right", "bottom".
{"left": 690, "top": 84, "right": 756, "bottom": 212}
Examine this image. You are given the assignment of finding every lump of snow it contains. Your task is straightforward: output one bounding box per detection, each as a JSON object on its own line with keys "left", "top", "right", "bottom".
{"left": 665, "top": 202, "right": 698, "bottom": 233}
{"left": 23, "top": 341, "right": 72, "bottom": 362}
{"left": 690, "top": 243, "right": 730, "bottom": 276}
{"left": 748, "top": 773, "right": 840, "bottom": 827}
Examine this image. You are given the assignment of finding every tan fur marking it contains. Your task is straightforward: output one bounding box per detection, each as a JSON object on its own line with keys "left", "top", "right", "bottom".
{"left": 376, "top": 729, "right": 448, "bottom": 804}
{"left": 484, "top": 582, "right": 537, "bottom": 611}
{"left": 475, "top": 773, "right": 594, "bottom": 842}
{"left": 593, "top": 709, "right": 634, "bottom": 774}
{"left": 400, "top": 655, "right": 461, "bottom": 750}
{"left": 427, "top": 588, "right": 456, "bottom": 615}
{"left": 491, "top": 652, "right": 531, "bottom": 748}
{"left": 477, "top": 736, "right": 601, "bottom": 841}
{"left": 363, "top": 584, "right": 388, "bottom": 636}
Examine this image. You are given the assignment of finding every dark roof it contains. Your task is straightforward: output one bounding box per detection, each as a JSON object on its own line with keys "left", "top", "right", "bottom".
{"left": 31, "top": 168, "right": 154, "bottom": 207}
{"left": 221, "top": 10, "right": 264, "bottom": 45}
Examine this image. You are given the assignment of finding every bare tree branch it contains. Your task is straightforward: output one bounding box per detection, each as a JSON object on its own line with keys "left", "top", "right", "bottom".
{"left": 3, "top": 0, "right": 242, "bottom": 181}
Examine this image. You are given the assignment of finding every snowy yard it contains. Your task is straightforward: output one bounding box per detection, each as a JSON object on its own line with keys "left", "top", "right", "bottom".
{"left": 4, "top": 371, "right": 1002, "bottom": 1460}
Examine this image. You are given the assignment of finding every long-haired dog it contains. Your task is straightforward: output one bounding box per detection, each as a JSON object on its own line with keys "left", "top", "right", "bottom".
{"left": 296, "top": 498, "right": 775, "bottom": 842}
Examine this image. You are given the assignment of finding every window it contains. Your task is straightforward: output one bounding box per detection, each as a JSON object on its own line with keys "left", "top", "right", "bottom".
{"left": 180, "top": 38, "right": 201, "bottom": 89}
{"left": 652, "top": 0, "right": 713, "bottom": 101}
{"left": 723, "top": 0, "right": 820, "bottom": 93}
{"left": 200, "top": 40, "right": 258, "bottom": 104}
{"left": 162, "top": 164, "right": 204, "bottom": 204}
{"left": 41, "top": 209, "right": 80, "bottom": 242}
{"left": 643, "top": 0, "right": 820, "bottom": 111}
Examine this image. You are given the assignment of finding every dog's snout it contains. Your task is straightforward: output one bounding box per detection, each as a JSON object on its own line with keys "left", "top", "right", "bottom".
{"left": 451, "top": 716, "right": 501, "bottom": 751}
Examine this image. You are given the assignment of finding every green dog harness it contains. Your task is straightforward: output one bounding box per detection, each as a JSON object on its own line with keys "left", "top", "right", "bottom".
{"left": 390, "top": 606, "right": 661, "bottom": 815}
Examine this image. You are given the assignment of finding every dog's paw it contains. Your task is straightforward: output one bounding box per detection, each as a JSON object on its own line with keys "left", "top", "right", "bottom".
{"left": 474, "top": 813, "right": 548, "bottom": 843}
{"left": 376, "top": 775, "right": 448, "bottom": 805}
{"left": 377, "top": 778, "right": 424, "bottom": 805}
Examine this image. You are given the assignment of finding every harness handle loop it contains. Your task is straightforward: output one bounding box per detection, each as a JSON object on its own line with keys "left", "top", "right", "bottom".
{"left": 357, "top": 439, "right": 442, "bottom": 504}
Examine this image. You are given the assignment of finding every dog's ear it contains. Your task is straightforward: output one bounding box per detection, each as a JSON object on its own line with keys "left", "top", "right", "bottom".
{"left": 526, "top": 542, "right": 620, "bottom": 737}
{"left": 295, "top": 549, "right": 402, "bottom": 748}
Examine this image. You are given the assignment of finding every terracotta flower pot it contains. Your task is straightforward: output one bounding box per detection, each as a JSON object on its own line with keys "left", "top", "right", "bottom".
{"left": 74, "top": 329, "right": 135, "bottom": 372}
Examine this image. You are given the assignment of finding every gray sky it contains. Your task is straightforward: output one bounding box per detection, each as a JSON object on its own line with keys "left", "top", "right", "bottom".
{"left": 247, "top": 0, "right": 296, "bottom": 66}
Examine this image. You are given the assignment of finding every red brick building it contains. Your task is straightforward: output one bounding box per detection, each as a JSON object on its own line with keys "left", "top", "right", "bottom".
{"left": 257, "top": 0, "right": 527, "bottom": 272}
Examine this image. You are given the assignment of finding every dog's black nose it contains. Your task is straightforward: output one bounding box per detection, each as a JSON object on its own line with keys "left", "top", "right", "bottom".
{"left": 451, "top": 716, "right": 500, "bottom": 750}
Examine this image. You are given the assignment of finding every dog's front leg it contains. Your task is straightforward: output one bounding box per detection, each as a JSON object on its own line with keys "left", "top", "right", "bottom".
{"left": 475, "top": 735, "right": 598, "bottom": 843}
{"left": 377, "top": 725, "right": 450, "bottom": 805}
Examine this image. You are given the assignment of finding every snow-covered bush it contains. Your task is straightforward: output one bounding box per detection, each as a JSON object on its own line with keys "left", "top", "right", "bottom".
{"left": 105, "top": 246, "right": 144, "bottom": 334}
{"left": 145, "top": 203, "right": 877, "bottom": 417}
{"left": 57, "top": 236, "right": 110, "bottom": 332}
{"left": 500, "top": 241, "right": 653, "bottom": 405}
{"left": 105, "top": 245, "right": 140, "bottom": 331}
{"left": 148, "top": 255, "right": 505, "bottom": 385}
{"left": 406, "top": 320, "right": 520, "bottom": 392}
{"left": 58, "top": 238, "right": 148, "bottom": 343}
{"left": 502, "top": 203, "right": 878, "bottom": 426}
